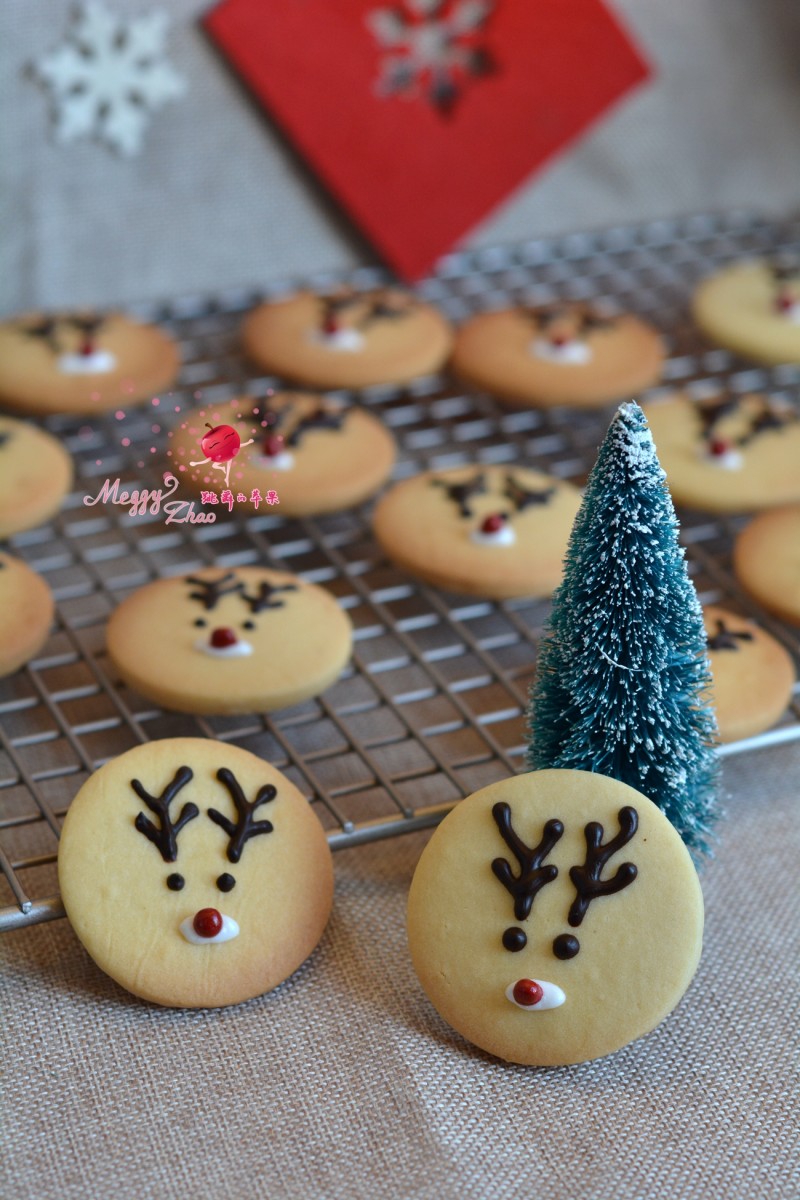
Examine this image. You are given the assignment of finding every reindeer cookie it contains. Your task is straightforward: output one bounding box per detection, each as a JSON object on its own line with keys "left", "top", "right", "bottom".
{"left": 407, "top": 769, "right": 704, "bottom": 1066}
{"left": 0, "top": 551, "right": 54, "bottom": 677}
{"left": 643, "top": 392, "right": 800, "bottom": 512}
{"left": 692, "top": 258, "right": 800, "bottom": 365}
{"left": 0, "top": 311, "right": 179, "bottom": 414}
{"left": 170, "top": 393, "right": 396, "bottom": 516}
{"left": 450, "top": 304, "right": 664, "bottom": 409}
{"left": 241, "top": 288, "right": 453, "bottom": 388}
{"left": 733, "top": 505, "right": 800, "bottom": 628}
{"left": 703, "top": 605, "right": 796, "bottom": 742}
{"left": 372, "top": 464, "right": 581, "bottom": 598}
{"left": 58, "top": 738, "right": 334, "bottom": 1008}
{"left": 0, "top": 415, "right": 73, "bottom": 537}
{"left": 106, "top": 566, "right": 353, "bottom": 714}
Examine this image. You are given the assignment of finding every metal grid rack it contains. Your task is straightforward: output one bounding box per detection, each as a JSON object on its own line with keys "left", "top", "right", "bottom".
{"left": 2, "top": 209, "right": 800, "bottom": 933}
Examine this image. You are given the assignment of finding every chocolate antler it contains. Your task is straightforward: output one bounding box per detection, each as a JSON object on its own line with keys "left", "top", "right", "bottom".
{"left": 567, "top": 807, "right": 638, "bottom": 927}
{"left": 132, "top": 766, "right": 199, "bottom": 863}
{"left": 185, "top": 572, "right": 244, "bottom": 611}
{"left": 491, "top": 803, "right": 564, "bottom": 921}
{"left": 285, "top": 408, "right": 344, "bottom": 447}
{"left": 707, "top": 618, "right": 754, "bottom": 652}
{"left": 208, "top": 768, "right": 277, "bottom": 863}
{"left": 20, "top": 316, "right": 61, "bottom": 354}
{"left": 432, "top": 471, "right": 487, "bottom": 518}
{"left": 239, "top": 580, "right": 298, "bottom": 613}
{"left": 68, "top": 313, "right": 106, "bottom": 337}
{"left": 503, "top": 473, "right": 555, "bottom": 512}
{"left": 771, "top": 258, "right": 800, "bottom": 283}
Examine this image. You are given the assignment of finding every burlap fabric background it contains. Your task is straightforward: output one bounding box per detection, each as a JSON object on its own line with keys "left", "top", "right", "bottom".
{"left": 2, "top": 742, "right": 798, "bottom": 1200}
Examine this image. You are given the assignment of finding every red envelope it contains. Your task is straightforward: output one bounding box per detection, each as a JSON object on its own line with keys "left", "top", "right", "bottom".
{"left": 204, "top": 0, "right": 650, "bottom": 280}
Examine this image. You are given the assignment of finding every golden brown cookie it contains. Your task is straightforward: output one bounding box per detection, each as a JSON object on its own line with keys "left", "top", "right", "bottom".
{"left": 0, "top": 311, "right": 180, "bottom": 415}
{"left": 733, "top": 506, "right": 800, "bottom": 627}
{"left": 0, "top": 415, "right": 73, "bottom": 536}
{"left": 169, "top": 393, "right": 396, "bottom": 517}
{"left": 692, "top": 258, "right": 800, "bottom": 365}
{"left": 643, "top": 392, "right": 800, "bottom": 513}
{"left": 407, "top": 769, "right": 704, "bottom": 1066}
{"left": 58, "top": 738, "right": 334, "bottom": 1008}
{"left": 372, "top": 464, "right": 581, "bottom": 599}
{"left": 450, "top": 304, "right": 665, "bottom": 409}
{"left": 0, "top": 551, "right": 54, "bottom": 677}
{"left": 703, "top": 605, "right": 796, "bottom": 742}
{"left": 241, "top": 288, "right": 453, "bottom": 388}
{"left": 106, "top": 566, "right": 352, "bottom": 714}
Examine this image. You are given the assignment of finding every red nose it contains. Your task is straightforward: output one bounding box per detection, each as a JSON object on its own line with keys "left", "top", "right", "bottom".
{"left": 263, "top": 433, "right": 285, "bottom": 458}
{"left": 481, "top": 513, "right": 506, "bottom": 535}
{"left": 80, "top": 337, "right": 95, "bottom": 357}
{"left": 550, "top": 333, "right": 570, "bottom": 347}
{"left": 193, "top": 908, "right": 223, "bottom": 938}
{"left": 512, "top": 979, "right": 544, "bottom": 1007}
{"left": 210, "top": 627, "right": 237, "bottom": 649}
{"left": 776, "top": 291, "right": 795, "bottom": 313}
{"left": 323, "top": 315, "right": 339, "bottom": 335}
{"left": 708, "top": 437, "right": 732, "bottom": 458}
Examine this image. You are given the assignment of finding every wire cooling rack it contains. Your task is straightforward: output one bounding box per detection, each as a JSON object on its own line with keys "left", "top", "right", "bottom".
{"left": 2, "top": 209, "right": 800, "bottom": 932}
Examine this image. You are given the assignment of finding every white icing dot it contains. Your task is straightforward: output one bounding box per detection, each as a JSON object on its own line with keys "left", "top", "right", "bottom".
{"left": 470, "top": 523, "right": 517, "bottom": 547}
{"left": 702, "top": 447, "right": 743, "bottom": 471}
{"left": 253, "top": 451, "right": 295, "bottom": 472}
{"left": 530, "top": 337, "right": 592, "bottom": 365}
{"left": 58, "top": 350, "right": 117, "bottom": 374}
{"left": 505, "top": 980, "right": 566, "bottom": 1011}
{"left": 193, "top": 638, "right": 253, "bottom": 658}
{"left": 309, "top": 328, "right": 366, "bottom": 352}
{"left": 180, "top": 914, "right": 239, "bottom": 945}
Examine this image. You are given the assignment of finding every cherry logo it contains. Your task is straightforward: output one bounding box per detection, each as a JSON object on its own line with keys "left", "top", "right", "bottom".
{"left": 201, "top": 423, "right": 241, "bottom": 464}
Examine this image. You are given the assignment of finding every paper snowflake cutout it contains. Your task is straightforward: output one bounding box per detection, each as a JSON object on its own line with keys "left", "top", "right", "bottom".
{"left": 33, "top": 2, "right": 186, "bottom": 156}
{"left": 366, "top": 0, "right": 495, "bottom": 115}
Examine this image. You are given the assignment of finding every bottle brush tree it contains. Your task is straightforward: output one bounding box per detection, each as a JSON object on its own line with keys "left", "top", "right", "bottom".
{"left": 527, "top": 401, "right": 719, "bottom": 855}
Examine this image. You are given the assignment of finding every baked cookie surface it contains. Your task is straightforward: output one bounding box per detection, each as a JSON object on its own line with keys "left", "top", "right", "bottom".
{"left": 704, "top": 605, "right": 796, "bottom": 742}
{"left": 241, "top": 288, "right": 453, "bottom": 388}
{"left": 372, "top": 464, "right": 581, "bottom": 599}
{"left": 407, "top": 769, "right": 704, "bottom": 1066}
{"left": 0, "top": 551, "right": 54, "bottom": 677}
{"left": 170, "top": 393, "right": 396, "bottom": 517}
{"left": 450, "top": 304, "right": 664, "bottom": 408}
{"left": 643, "top": 392, "right": 800, "bottom": 512}
{"left": 0, "top": 415, "right": 73, "bottom": 537}
{"left": 0, "top": 312, "right": 180, "bottom": 415}
{"left": 106, "top": 566, "right": 353, "bottom": 714}
{"left": 692, "top": 259, "right": 800, "bottom": 365}
{"left": 58, "top": 738, "right": 334, "bottom": 1008}
{"left": 733, "top": 506, "right": 800, "bottom": 627}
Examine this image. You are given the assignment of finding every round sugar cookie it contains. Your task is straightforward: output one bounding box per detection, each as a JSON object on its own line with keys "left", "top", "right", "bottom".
{"left": 0, "top": 415, "right": 73, "bottom": 536}
{"left": 407, "top": 769, "right": 704, "bottom": 1066}
{"left": 692, "top": 259, "right": 800, "bottom": 365}
{"left": 0, "top": 311, "right": 180, "bottom": 415}
{"left": 170, "top": 392, "right": 396, "bottom": 517}
{"left": 450, "top": 304, "right": 665, "bottom": 409}
{"left": 704, "top": 605, "right": 796, "bottom": 742}
{"left": 643, "top": 392, "right": 800, "bottom": 513}
{"left": 106, "top": 566, "right": 352, "bottom": 714}
{"left": 0, "top": 552, "right": 54, "bottom": 677}
{"left": 58, "top": 738, "right": 334, "bottom": 1008}
{"left": 372, "top": 464, "right": 581, "bottom": 599}
{"left": 242, "top": 288, "right": 453, "bottom": 389}
{"left": 733, "top": 506, "right": 800, "bottom": 627}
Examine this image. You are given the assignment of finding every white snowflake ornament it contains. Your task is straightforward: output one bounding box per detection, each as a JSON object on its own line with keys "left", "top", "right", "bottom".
{"left": 33, "top": 2, "right": 186, "bottom": 157}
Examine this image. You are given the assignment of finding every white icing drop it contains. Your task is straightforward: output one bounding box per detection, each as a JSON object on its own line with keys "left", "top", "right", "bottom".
{"left": 180, "top": 914, "right": 240, "bottom": 945}
{"left": 309, "top": 328, "right": 366, "bottom": 352}
{"left": 777, "top": 299, "right": 800, "bottom": 324}
{"left": 58, "top": 350, "right": 117, "bottom": 374}
{"left": 702, "top": 447, "right": 743, "bottom": 471}
{"left": 470, "top": 524, "right": 517, "bottom": 547}
{"left": 254, "top": 451, "right": 295, "bottom": 472}
{"left": 193, "top": 638, "right": 253, "bottom": 658}
{"left": 505, "top": 979, "right": 566, "bottom": 1011}
{"left": 530, "top": 337, "right": 592, "bottom": 365}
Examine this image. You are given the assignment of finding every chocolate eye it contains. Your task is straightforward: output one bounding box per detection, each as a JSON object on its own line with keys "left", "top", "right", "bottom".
{"left": 217, "top": 873, "right": 236, "bottom": 892}
{"left": 166, "top": 873, "right": 185, "bottom": 891}
{"left": 553, "top": 934, "right": 580, "bottom": 960}
{"left": 242, "top": 621, "right": 255, "bottom": 631}
{"left": 194, "top": 618, "right": 207, "bottom": 628}
{"left": 502, "top": 927, "right": 527, "bottom": 952}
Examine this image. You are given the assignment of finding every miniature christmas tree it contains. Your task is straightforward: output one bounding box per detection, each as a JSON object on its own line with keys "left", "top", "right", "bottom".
{"left": 527, "top": 401, "right": 719, "bottom": 855}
